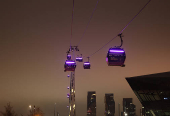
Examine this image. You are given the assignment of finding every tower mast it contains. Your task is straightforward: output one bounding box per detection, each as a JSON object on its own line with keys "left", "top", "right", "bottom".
{"left": 69, "top": 46, "right": 76, "bottom": 116}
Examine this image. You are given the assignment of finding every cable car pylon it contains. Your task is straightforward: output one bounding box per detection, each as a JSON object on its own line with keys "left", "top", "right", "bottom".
{"left": 65, "top": 46, "right": 77, "bottom": 116}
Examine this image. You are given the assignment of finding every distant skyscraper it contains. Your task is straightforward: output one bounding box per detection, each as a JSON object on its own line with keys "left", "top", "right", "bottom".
{"left": 141, "top": 106, "right": 145, "bottom": 116}
{"left": 118, "top": 103, "right": 120, "bottom": 116}
{"left": 54, "top": 103, "right": 56, "bottom": 116}
{"left": 87, "top": 91, "right": 96, "bottom": 116}
{"left": 123, "top": 98, "right": 136, "bottom": 116}
{"left": 104, "top": 93, "right": 115, "bottom": 116}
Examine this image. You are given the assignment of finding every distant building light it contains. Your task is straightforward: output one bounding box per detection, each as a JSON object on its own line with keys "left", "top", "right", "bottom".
{"left": 108, "top": 110, "right": 110, "bottom": 114}
{"left": 73, "top": 104, "right": 75, "bottom": 109}
{"left": 164, "top": 97, "right": 168, "bottom": 100}
{"left": 124, "top": 113, "right": 128, "bottom": 116}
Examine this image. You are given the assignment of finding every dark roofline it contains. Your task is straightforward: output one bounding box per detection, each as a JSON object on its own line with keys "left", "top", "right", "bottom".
{"left": 126, "top": 71, "right": 170, "bottom": 79}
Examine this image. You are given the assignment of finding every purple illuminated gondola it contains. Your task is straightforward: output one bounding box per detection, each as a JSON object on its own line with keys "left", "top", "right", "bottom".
{"left": 67, "top": 54, "right": 71, "bottom": 60}
{"left": 76, "top": 57, "right": 83, "bottom": 62}
{"left": 106, "top": 47, "right": 126, "bottom": 67}
{"left": 76, "top": 54, "right": 83, "bottom": 62}
{"left": 67, "top": 93, "right": 70, "bottom": 98}
{"left": 64, "top": 60, "right": 76, "bottom": 72}
{"left": 83, "top": 62, "right": 91, "bottom": 69}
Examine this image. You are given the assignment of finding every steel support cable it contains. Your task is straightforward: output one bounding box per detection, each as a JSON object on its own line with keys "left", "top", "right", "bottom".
{"left": 87, "top": 0, "right": 151, "bottom": 58}
{"left": 77, "top": 0, "right": 100, "bottom": 46}
{"left": 70, "top": 0, "right": 75, "bottom": 49}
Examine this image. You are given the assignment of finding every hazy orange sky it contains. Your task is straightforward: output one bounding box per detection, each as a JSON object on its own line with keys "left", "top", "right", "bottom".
{"left": 1, "top": 0, "right": 170, "bottom": 116}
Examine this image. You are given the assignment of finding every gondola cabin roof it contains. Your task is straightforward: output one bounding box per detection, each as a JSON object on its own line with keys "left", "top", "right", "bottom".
{"left": 108, "top": 48, "right": 125, "bottom": 53}
{"left": 84, "top": 62, "right": 90, "bottom": 65}
{"left": 65, "top": 61, "right": 76, "bottom": 64}
{"left": 109, "top": 49, "right": 125, "bottom": 53}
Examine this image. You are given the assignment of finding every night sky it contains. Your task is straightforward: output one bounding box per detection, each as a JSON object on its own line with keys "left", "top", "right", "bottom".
{"left": 1, "top": 0, "right": 170, "bottom": 116}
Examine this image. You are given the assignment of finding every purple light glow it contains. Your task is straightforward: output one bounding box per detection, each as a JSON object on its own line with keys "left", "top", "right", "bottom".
{"left": 67, "top": 106, "right": 69, "bottom": 108}
{"left": 106, "top": 58, "right": 108, "bottom": 62}
{"left": 76, "top": 57, "right": 83, "bottom": 59}
{"left": 109, "top": 50, "right": 124, "bottom": 53}
{"left": 67, "top": 96, "right": 69, "bottom": 98}
{"left": 67, "top": 87, "right": 69, "bottom": 89}
{"left": 66, "top": 61, "right": 75, "bottom": 64}
{"left": 84, "top": 62, "right": 90, "bottom": 65}
{"left": 67, "top": 75, "right": 70, "bottom": 77}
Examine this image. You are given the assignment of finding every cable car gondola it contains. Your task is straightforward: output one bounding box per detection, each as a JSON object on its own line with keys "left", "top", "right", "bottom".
{"left": 76, "top": 57, "right": 83, "bottom": 62}
{"left": 64, "top": 60, "right": 76, "bottom": 72}
{"left": 106, "top": 33, "right": 126, "bottom": 67}
{"left": 83, "top": 62, "right": 91, "bottom": 69}
{"left": 83, "top": 57, "right": 91, "bottom": 69}
{"left": 76, "top": 54, "right": 83, "bottom": 62}
{"left": 67, "top": 54, "right": 71, "bottom": 60}
{"left": 106, "top": 47, "right": 126, "bottom": 66}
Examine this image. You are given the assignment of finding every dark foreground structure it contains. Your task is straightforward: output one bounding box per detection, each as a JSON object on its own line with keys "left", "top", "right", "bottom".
{"left": 105, "top": 93, "right": 115, "bottom": 116}
{"left": 126, "top": 71, "right": 170, "bottom": 116}
{"left": 87, "top": 91, "right": 96, "bottom": 116}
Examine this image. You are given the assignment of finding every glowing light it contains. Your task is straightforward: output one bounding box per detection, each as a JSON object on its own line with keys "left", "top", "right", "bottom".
{"left": 29, "top": 105, "right": 31, "bottom": 108}
{"left": 67, "top": 86, "right": 69, "bottom": 89}
{"left": 109, "top": 50, "right": 124, "bottom": 53}
{"left": 124, "top": 112, "right": 128, "bottom": 116}
{"left": 76, "top": 57, "right": 82, "bottom": 59}
{"left": 84, "top": 62, "right": 90, "bottom": 65}
{"left": 73, "top": 104, "right": 75, "bottom": 109}
{"left": 66, "top": 61, "right": 75, "bottom": 64}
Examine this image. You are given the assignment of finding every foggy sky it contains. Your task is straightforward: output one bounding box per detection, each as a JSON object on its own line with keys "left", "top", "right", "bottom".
{"left": 1, "top": 0, "right": 170, "bottom": 116}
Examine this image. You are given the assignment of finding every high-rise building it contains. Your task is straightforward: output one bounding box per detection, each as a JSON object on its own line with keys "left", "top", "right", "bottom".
{"left": 87, "top": 91, "right": 96, "bottom": 116}
{"left": 123, "top": 98, "right": 136, "bottom": 116}
{"left": 104, "top": 93, "right": 115, "bottom": 116}
{"left": 126, "top": 71, "right": 170, "bottom": 116}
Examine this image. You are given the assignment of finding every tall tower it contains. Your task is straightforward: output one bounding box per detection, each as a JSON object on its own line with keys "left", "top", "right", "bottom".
{"left": 54, "top": 103, "right": 56, "bottom": 116}
{"left": 104, "top": 93, "right": 115, "bottom": 116}
{"left": 87, "top": 91, "right": 96, "bottom": 116}
{"left": 69, "top": 71, "right": 76, "bottom": 116}
{"left": 123, "top": 98, "right": 132, "bottom": 114}
{"left": 123, "top": 98, "right": 136, "bottom": 116}
{"left": 118, "top": 103, "right": 120, "bottom": 116}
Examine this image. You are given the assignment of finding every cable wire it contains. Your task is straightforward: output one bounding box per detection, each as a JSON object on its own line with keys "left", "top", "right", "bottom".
{"left": 77, "top": 0, "right": 100, "bottom": 46}
{"left": 70, "top": 0, "right": 75, "bottom": 49}
{"left": 88, "top": 0, "right": 151, "bottom": 57}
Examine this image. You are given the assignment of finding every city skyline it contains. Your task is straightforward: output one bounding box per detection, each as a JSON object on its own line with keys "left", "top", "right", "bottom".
{"left": 1, "top": 0, "right": 170, "bottom": 116}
